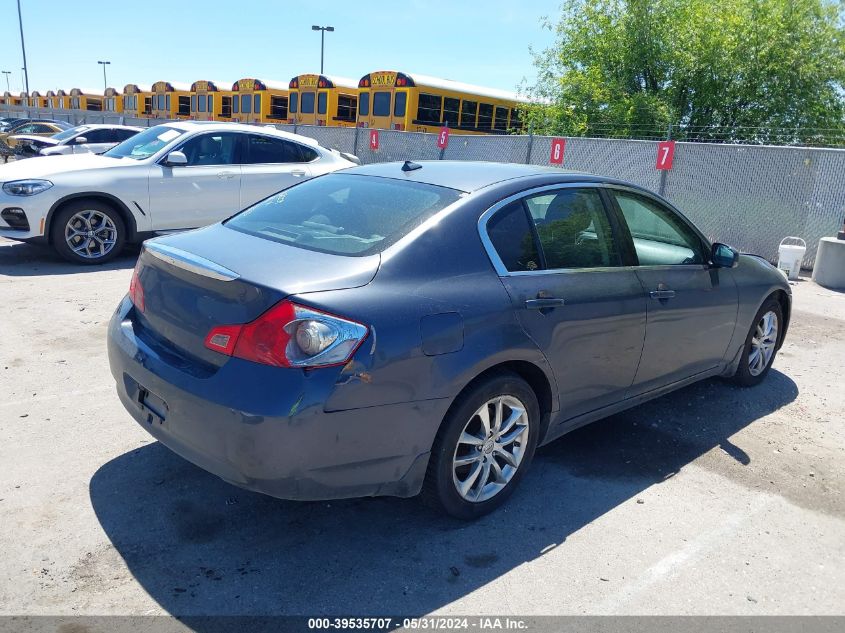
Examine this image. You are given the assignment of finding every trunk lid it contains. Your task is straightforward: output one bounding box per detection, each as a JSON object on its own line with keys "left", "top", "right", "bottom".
{"left": 133, "top": 224, "right": 379, "bottom": 369}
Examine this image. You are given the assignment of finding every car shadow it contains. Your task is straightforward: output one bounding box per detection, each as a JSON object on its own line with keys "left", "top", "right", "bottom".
{"left": 0, "top": 239, "right": 138, "bottom": 276}
{"left": 90, "top": 370, "right": 797, "bottom": 619}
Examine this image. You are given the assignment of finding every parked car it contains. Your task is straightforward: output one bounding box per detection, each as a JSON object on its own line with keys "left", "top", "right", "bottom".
{"left": 107, "top": 161, "right": 791, "bottom": 519}
{"left": 10, "top": 124, "right": 143, "bottom": 158}
{"left": 0, "top": 120, "right": 72, "bottom": 146}
{"left": 0, "top": 121, "right": 358, "bottom": 263}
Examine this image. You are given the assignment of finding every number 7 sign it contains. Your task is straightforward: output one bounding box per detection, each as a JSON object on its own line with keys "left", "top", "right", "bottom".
{"left": 656, "top": 140, "right": 675, "bottom": 170}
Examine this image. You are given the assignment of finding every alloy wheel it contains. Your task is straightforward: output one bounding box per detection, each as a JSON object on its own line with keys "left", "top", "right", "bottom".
{"left": 452, "top": 395, "right": 530, "bottom": 503}
{"left": 749, "top": 310, "right": 778, "bottom": 376}
{"left": 64, "top": 210, "right": 118, "bottom": 260}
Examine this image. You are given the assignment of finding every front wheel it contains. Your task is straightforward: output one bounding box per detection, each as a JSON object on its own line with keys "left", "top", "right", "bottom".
{"left": 422, "top": 372, "right": 540, "bottom": 519}
{"left": 51, "top": 200, "right": 126, "bottom": 265}
{"left": 730, "top": 298, "right": 783, "bottom": 387}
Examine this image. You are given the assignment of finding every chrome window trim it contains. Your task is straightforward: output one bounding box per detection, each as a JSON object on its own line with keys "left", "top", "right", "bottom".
{"left": 478, "top": 182, "right": 619, "bottom": 277}
{"left": 478, "top": 182, "right": 711, "bottom": 277}
{"left": 144, "top": 241, "right": 240, "bottom": 282}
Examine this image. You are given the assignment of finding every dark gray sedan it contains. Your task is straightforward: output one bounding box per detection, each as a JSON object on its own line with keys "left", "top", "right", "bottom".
{"left": 108, "top": 161, "right": 791, "bottom": 519}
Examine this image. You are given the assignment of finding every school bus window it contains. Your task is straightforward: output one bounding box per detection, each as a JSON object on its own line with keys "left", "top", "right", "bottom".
{"left": 478, "top": 103, "right": 494, "bottom": 129}
{"left": 222, "top": 96, "right": 232, "bottom": 117}
{"left": 318, "top": 92, "right": 327, "bottom": 115}
{"left": 510, "top": 108, "right": 522, "bottom": 130}
{"left": 416, "top": 93, "right": 442, "bottom": 124}
{"left": 460, "top": 100, "right": 478, "bottom": 128}
{"left": 191, "top": 95, "right": 197, "bottom": 112}
{"left": 443, "top": 97, "right": 459, "bottom": 126}
{"left": 208, "top": 95, "right": 213, "bottom": 113}
{"left": 373, "top": 92, "right": 391, "bottom": 117}
{"left": 289, "top": 93, "right": 298, "bottom": 114}
{"left": 233, "top": 96, "right": 239, "bottom": 114}
{"left": 301, "top": 92, "right": 315, "bottom": 114}
{"left": 394, "top": 92, "right": 407, "bottom": 117}
{"left": 494, "top": 106, "right": 509, "bottom": 131}
{"left": 178, "top": 96, "right": 190, "bottom": 116}
{"left": 254, "top": 94, "right": 261, "bottom": 115}
{"left": 241, "top": 94, "right": 252, "bottom": 114}
{"left": 198, "top": 95, "right": 207, "bottom": 113}
{"left": 337, "top": 94, "right": 356, "bottom": 121}
{"left": 358, "top": 92, "right": 369, "bottom": 116}
{"left": 270, "top": 96, "right": 288, "bottom": 119}
{"left": 166, "top": 95, "right": 171, "bottom": 111}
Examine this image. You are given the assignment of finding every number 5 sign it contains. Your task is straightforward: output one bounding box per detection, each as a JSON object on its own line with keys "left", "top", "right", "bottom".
{"left": 549, "top": 138, "right": 566, "bottom": 165}
{"left": 369, "top": 129, "right": 379, "bottom": 151}
{"left": 436, "top": 126, "right": 450, "bottom": 150}
{"left": 656, "top": 140, "right": 675, "bottom": 170}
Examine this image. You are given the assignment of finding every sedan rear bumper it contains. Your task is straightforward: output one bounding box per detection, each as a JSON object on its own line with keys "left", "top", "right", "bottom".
{"left": 107, "top": 298, "right": 445, "bottom": 500}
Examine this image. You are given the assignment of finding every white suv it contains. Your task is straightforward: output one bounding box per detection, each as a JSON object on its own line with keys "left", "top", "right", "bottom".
{"left": 0, "top": 121, "right": 357, "bottom": 263}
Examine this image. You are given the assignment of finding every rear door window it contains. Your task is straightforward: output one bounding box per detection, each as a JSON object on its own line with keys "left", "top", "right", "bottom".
{"left": 226, "top": 173, "right": 461, "bottom": 256}
{"left": 486, "top": 201, "right": 541, "bottom": 272}
{"left": 244, "top": 134, "right": 307, "bottom": 164}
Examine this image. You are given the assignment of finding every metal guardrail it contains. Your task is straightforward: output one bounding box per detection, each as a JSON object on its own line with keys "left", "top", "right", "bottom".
{"left": 3, "top": 105, "right": 844, "bottom": 268}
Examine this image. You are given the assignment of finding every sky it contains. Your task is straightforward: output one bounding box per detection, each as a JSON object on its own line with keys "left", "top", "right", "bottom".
{"left": 0, "top": 0, "right": 561, "bottom": 95}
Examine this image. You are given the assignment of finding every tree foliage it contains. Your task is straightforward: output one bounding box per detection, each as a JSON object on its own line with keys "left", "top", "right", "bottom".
{"left": 523, "top": 0, "right": 845, "bottom": 144}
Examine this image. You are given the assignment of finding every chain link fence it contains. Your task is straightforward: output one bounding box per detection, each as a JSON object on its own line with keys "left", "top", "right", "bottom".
{"left": 4, "top": 106, "right": 844, "bottom": 268}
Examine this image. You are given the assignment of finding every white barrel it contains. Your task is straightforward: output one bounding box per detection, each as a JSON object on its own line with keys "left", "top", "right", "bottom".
{"left": 777, "top": 237, "right": 806, "bottom": 280}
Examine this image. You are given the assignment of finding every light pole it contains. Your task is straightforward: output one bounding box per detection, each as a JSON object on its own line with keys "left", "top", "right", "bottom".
{"left": 17, "top": 0, "right": 29, "bottom": 94}
{"left": 98, "top": 61, "right": 111, "bottom": 90}
{"left": 1, "top": 71, "right": 10, "bottom": 92}
{"left": 311, "top": 25, "right": 334, "bottom": 74}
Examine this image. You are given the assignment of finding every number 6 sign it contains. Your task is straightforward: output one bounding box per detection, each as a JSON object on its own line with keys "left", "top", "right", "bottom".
{"left": 549, "top": 138, "right": 566, "bottom": 165}
{"left": 656, "top": 140, "right": 675, "bottom": 170}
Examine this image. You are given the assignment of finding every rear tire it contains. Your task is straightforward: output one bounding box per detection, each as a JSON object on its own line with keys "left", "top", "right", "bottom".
{"left": 51, "top": 199, "right": 126, "bottom": 265}
{"left": 422, "top": 372, "right": 540, "bottom": 519}
{"left": 730, "top": 298, "right": 783, "bottom": 387}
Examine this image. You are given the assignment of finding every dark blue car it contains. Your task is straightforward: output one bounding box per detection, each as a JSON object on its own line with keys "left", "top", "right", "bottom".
{"left": 108, "top": 161, "right": 791, "bottom": 519}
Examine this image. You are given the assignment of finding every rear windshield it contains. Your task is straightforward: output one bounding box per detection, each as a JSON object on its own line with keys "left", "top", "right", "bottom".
{"left": 225, "top": 173, "right": 462, "bottom": 256}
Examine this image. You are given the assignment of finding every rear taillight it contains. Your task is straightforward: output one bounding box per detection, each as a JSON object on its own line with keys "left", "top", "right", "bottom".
{"left": 128, "top": 262, "right": 145, "bottom": 312}
{"left": 204, "top": 300, "right": 368, "bottom": 369}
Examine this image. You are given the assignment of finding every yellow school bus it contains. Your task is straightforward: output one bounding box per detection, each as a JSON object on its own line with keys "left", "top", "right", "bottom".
{"left": 122, "top": 84, "right": 151, "bottom": 118}
{"left": 356, "top": 71, "right": 523, "bottom": 134}
{"left": 190, "top": 80, "right": 227, "bottom": 120}
{"left": 229, "top": 78, "right": 290, "bottom": 124}
{"left": 104, "top": 87, "right": 123, "bottom": 113}
{"left": 150, "top": 81, "right": 192, "bottom": 119}
{"left": 69, "top": 88, "right": 104, "bottom": 111}
{"left": 46, "top": 90, "right": 62, "bottom": 109}
{"left": 2, "top": 92, "right": 22, "bottom": 107}
{"left": 29, "top": 90, "right": 47, "bottom": 108}
{"left": 55, "top": 89, "right": 70, "bottom": 109}
{"left": 287, "top": 74, "right": 358, "bottom": 127}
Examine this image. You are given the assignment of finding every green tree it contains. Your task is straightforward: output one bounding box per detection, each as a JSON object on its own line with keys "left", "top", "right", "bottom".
{"left": 523, "top": 0, "right": 845, "bottom": 145}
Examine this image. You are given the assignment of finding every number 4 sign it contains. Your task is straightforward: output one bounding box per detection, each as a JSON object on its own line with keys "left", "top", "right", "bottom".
{"left": 369, "top": 130, "right": 379, "bottom": 151}
{"left": 549, "top": 138, "right": 566, "bottom": 164}
{"left": 656, "top": 140, "right": 675, "bottom": 170}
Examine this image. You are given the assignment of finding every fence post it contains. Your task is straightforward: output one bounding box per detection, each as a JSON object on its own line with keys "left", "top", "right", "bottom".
{"left": 352, "top": 126, "right": 359, "bottom": 157}
{"left": 524, "top": 125, "right": 534, "bottom": 164}
{"left": 658, "top": 122, "right": 673, "bottom": 196}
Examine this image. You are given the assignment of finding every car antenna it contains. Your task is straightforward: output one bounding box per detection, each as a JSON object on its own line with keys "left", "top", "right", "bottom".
{"left": 401, "top": 160, "right": 422, "bottom": 172}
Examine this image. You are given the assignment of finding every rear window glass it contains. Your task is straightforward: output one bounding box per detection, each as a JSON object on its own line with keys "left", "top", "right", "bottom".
{"left": 225, "top": 173, "right": 462, "bottom": 256}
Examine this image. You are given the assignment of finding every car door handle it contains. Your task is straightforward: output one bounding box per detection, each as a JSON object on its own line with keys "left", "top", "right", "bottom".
{"left": 216, "top": 171, "right": 236, "bottom": 179}
{"left": 649, "top": 289, "right": 676, "bottom": 300}
{"left": 525, "top": 297, "right": 566, "bottom": 309}
{"left": 291, "top": 170, "right": 307, "bottom": 177}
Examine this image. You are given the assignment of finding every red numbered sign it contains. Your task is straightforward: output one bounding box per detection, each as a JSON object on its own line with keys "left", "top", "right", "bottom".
{"left": 437, "top": 126, "right": 450, "bottom": 149}
{"left": 369, "top": 130, "right": 379, "bottom": 151}
{"left": 549, "top": 138, "right": 566, "bottom": 165}
{"left": 656, "top": 140, "right": 675, "bottom": 170}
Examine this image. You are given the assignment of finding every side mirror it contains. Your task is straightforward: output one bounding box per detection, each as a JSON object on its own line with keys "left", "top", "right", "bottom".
{"left": 74, "top": 136, "right": 87, "bottom": 144}
{"left": 164, "top": 150, "right": 188, "bottom": 166}
{"left": 711, "top": 242, "right": 739, "bottom": 268}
